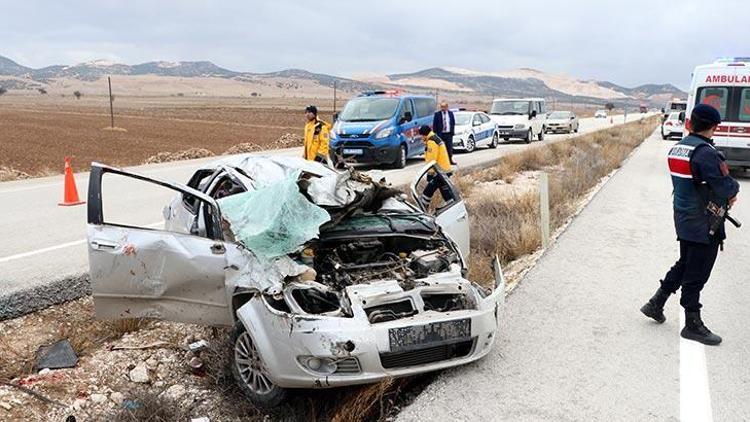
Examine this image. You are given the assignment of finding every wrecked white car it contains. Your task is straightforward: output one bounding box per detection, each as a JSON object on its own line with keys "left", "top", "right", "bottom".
{"left": 86, "top": 155, "right": 503, "bottom": 407}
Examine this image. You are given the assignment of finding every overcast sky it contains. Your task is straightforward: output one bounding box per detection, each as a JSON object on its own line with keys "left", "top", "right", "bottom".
{"left": 2, "top": 0, "right": 748, "bottom": 90}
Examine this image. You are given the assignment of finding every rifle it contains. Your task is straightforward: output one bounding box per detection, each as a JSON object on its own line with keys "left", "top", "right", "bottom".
{"left": 707, "top": 201, "right": 742, "bottom": 236}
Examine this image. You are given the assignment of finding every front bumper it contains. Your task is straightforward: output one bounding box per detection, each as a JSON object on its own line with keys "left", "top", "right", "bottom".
{"left": 236, "top": 279, "right": 502, "bottom": 389}
{"left": 495, "top": 127, "right": 528, "bottom": 139}
{"left": 546, "top": 123, "right": 572, "bottom": 133}
{"left": 331, "top": 139, "right": 400, "bottom": 165}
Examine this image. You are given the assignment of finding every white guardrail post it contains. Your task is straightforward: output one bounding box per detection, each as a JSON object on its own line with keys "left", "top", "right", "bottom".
{"left": 539, "top": 172, "right": 550, "bottom": 248}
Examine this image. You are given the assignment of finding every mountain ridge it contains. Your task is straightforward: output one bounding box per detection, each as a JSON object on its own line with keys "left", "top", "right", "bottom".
{"left": 0, "top": 54, "right": 685, "bottom": 105}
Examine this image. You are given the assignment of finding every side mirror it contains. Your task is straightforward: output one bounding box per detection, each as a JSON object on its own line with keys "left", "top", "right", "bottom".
{"left": 529, "top": 110, "right": 537, "bottom": 119}
{"left": 333, "top": 112, "right": 339, "bottom": 122}
{"left": 400, "top": 111, "right": 413, "bottom": 124}
{"left": 679, "top": 111, "right": 686, "bottom": 122}
{"left": 473, "top": 120, "right": 481, "bottom": 126}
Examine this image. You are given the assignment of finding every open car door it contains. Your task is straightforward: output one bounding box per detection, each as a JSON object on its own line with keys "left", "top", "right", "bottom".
{"left": 410, "top": 162, "right": 470, "bottom": 259}
{"left": 87, "top": 163, "right": 233, "bottom": 326}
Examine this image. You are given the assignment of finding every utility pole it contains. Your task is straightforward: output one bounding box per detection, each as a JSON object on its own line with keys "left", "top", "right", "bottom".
{"left": 108, "top": 76, "right": 114, "bottom": 128}
{"left": 333, "top": 80, "right": 337, "bottom": 113}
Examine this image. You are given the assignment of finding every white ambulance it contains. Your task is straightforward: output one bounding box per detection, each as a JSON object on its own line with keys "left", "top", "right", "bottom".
{"left": 687, "top": 57, "right": 750, "bottom": 168}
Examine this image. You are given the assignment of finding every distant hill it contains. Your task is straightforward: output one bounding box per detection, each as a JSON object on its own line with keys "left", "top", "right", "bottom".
{"left": 0, "top": 54, "right": 685, "bottom": 106}
{"left": 367, "top": 67, "right": 685, "bottom": 106}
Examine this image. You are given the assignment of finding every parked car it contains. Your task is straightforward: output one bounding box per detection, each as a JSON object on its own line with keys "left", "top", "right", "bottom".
{"left": 488, "top": 98, "right": 547, "bottom": 143}
{"left": 452, "top": 110, "right": 500, "bottom": 152}
{"left": 545, "top": 111, "right": 579, "bottom": 134}
{"left": 594, "top": 110, "right": 608, "bottom": 119}
{"left": 329, "top": 91, "right": 436, "bottom": 169}
{"left": 661, "top": 111, "right": 685, "bottom": 140}
{"left": 86, "top": 155, "right": 503, "bottom": 408}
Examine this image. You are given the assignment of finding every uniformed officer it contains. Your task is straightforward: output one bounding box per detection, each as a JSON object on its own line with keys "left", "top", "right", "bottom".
{"left": 303, "top": 105, "right": 330, "bottom": 162}
{"left": 418, "top": 125, "right": 454, "bottom": 209}
{"left": 641, "top": 104, "right": 740, "bottom": 345}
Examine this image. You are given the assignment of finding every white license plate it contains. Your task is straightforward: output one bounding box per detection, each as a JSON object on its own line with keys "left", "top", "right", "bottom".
{"left": 343, "top": 148, "right": 364, "bottom": 155}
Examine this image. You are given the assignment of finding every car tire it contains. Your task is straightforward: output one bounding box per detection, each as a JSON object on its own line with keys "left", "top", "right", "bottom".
{"left": 538, "top": 127, "right": 545, "bottom": 141}
{"left": 525, "top": 129, "right": 532, "bottom": 144}
{"left": 465, "top": 135, "right": 476, "bottom": 153}
{"left": 392, "top": 144, "right": 407, "bottom": 169}
{"left": 489, "top": 132, "right": 498, "bottom": 149}
{"left": 230, "top": 322, "right": 288, "bottom": 408}
{"left": 574, "top": 125, "right": 579, "bottom": 133}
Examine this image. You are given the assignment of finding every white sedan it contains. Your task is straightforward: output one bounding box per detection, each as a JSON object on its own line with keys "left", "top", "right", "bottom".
{"left": 86, "top": 155, "right": 503, "bottom": 408}
{"left": 661, "top": 111, "right": 685, "bottom": 140}
{"left": 452, "top": 111, "right": 499, "bottom": 153}
{"left": 545, "top": 111, "right": 579, "bottom": 134}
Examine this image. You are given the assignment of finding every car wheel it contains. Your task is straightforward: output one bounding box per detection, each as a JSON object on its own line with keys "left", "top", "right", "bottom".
{"left": 231, "top": 322, "right": 287, "bottom": 408}
{"left": 392, "top": 144, "right": 407, "bottom": 169}
{"left": 538, "top": 127, "right": 545, "bottom": 141}
{"left": 574, "top": 125, "right": 579, "bottom": 133}
{"left": 525, "top": 129, "right": 532, "bottom": 144}
{"left": 489, "top": 132, "right": 498, "bottom": 149}
{"left": 465, "top": 135, "right": 476, "bottom": 153}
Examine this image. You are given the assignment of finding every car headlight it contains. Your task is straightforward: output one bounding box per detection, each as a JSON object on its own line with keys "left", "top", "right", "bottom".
{"left": 513, "top": 123, "right": 526, "bottom": 130}
{"left": 374, "top": 127, "right": 394, "bottom": 139}
{"left": 455, "top": 128, "right": 466, "bottom": 135}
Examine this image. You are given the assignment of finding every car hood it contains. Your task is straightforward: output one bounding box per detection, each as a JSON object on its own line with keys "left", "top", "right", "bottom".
{"left": 333, "top": 120, "right": 390, "bottom": 136}
{"left": 547, "top": 119, "right": 572, "bottom": 124}
{"left": 489, "top": 115, "right": 527, "bottom": 125}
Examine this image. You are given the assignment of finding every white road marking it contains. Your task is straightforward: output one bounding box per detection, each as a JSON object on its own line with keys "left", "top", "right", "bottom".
{"left": 0, "top": 222, "right": 163, "bottom": 264}
{"left": 0, "top": 239, "right": 88, "bottom": 264}
{"left": 680, "top": 312, "right": 714, "bottom": 422}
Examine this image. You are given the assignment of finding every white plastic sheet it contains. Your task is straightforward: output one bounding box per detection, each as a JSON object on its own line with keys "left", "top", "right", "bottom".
{"left": 219, "top": 171, "right": 330, "bottom": 258}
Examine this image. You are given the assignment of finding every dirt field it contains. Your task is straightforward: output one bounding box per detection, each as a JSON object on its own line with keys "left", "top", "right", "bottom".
{"left": 0, "top": 96, "right": 332, "bottom": 177}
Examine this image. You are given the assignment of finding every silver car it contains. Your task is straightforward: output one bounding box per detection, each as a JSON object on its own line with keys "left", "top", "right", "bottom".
{"left": 86, "top": 155, "right": 504, "bottom": 408}
{"left": 545, "top": 111, "right": 579, "bottom": 134}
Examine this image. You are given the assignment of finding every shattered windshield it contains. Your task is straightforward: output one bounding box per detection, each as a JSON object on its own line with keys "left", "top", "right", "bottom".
{"left": 322, "top": 212, "right": 438, "bottom": 235}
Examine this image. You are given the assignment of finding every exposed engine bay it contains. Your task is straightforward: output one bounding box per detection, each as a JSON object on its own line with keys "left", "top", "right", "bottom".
{"left": 303, "top": 235, "right": 460, "bottom": 290}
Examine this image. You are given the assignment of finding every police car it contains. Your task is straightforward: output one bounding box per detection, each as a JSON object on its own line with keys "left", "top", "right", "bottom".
{"left": 687, "top": 57, "right": 750, "bottom": 168}
{"left": 452, "top": 110, "right": 499, "bottom": 152}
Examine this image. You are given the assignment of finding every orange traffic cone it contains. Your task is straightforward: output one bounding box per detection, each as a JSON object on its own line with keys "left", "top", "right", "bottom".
{"left": 58, "top": 157, "right": 85, "bottom": 206}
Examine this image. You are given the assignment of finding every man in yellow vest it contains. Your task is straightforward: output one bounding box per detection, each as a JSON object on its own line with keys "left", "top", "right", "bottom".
{"left": 303, "top": 105, "right": 331, "bottom": 162}
{"left": 418, "top": 125, "right": 454, "bottom": 209}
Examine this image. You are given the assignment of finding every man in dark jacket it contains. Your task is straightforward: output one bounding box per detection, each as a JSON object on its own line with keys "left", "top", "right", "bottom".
{"left": 641, "top": 104, "right": 740, "bottom": 345}
{"left": 433, "top": 102, "right": 457, "bottom": 165}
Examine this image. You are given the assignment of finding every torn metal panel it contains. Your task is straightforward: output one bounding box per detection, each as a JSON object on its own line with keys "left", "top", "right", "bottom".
{"left": 224, "top": 246, "right": 310, "bottom": 292}
{"left": 88, "top": 225, "right": 232, "bottom": 326}
{"left": 306, "top": 168, "right": 374, "bottom": 207}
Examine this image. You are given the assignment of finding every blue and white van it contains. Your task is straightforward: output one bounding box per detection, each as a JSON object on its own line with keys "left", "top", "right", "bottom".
{"left": 330, "top": 91, "right": 437, "bottom": 168}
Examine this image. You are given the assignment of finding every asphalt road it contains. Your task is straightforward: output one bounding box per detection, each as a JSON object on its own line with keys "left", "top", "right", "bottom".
{"left": 0, "top": 114, "right": 649, "bottom": 318}
{"left": 397, "top": 130, "right": 750, "bottom": 421}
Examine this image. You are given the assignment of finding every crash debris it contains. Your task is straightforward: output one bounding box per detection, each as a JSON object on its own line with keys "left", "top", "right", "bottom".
{"left": 34, "top": 339, "right": 78, "bottom": 372}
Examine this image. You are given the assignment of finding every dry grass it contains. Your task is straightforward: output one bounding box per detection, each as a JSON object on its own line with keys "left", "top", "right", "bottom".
{"left": 463, "top": 116, "right": 658, "bottom": 284}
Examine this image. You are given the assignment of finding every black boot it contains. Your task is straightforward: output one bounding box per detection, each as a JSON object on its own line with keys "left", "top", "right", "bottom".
{"left": 640, "top": 287, "right": 671, "bottom": 323}
{"left": 681, "top": 311, "right": 722, "bottom": 346}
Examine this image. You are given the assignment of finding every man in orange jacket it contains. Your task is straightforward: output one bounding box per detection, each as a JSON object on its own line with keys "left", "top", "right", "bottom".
{"left": 418, "top": 125, "right": 454, "bottom": 209}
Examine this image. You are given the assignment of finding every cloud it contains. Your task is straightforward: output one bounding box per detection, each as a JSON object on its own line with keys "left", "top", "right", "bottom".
{"left": 1, "top": 0, "right": 748, "bottom": 90}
